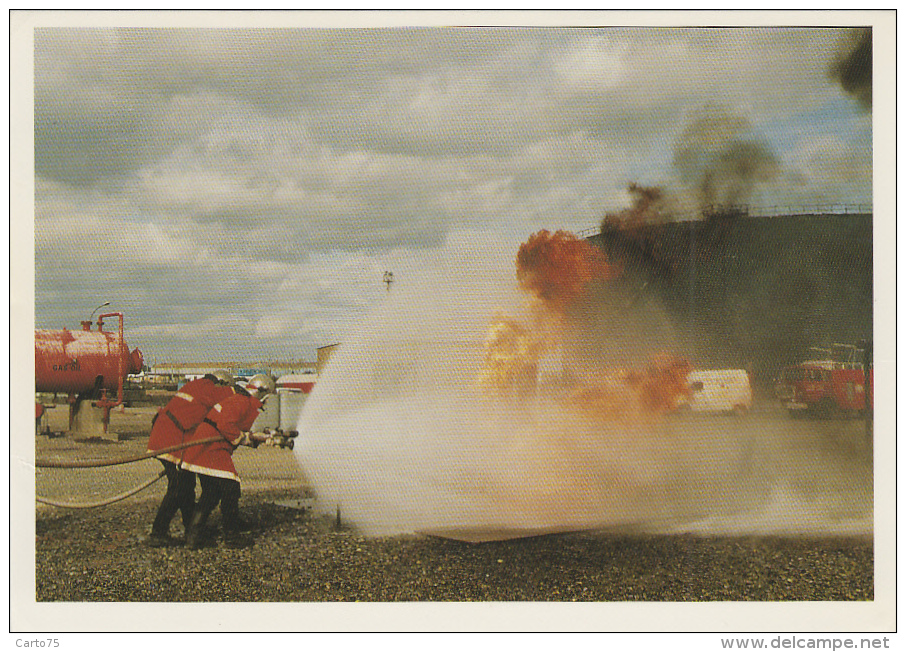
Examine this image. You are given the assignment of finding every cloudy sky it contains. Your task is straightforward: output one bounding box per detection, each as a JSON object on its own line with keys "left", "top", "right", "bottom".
{"left": 26, "top": 16, "right": 877, "bottom": 365}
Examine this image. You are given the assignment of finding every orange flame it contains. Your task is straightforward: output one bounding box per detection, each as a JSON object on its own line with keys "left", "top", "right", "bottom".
{"left": 477, "top": 315, "right": 545, "bottom": 400}
{"left": 626, "top": 354, "right": 693, "bottom": 414}
{"left": 516, "top": 229, "right": 620, "bottom": 313}
{"left": 566, "top": 354, "right": 692, "bottom": 423}
{"left": 479, "top": 229, "right": 691, "bottom": 422}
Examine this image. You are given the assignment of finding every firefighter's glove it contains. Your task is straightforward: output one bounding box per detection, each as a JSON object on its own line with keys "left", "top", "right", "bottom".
{"left": 236, "top": 432, "right": 261, "bottom": 448}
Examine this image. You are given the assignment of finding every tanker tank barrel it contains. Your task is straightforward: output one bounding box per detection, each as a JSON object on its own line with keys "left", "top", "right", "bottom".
{"left": 35, "top": 309, "right": 142, "bottom": 437}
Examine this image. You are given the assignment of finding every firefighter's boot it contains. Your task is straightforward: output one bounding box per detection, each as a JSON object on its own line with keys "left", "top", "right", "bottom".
{"left": 233, "top": 515, "right": 256, "bottom": 532}
{"left": 185, "top": 512, "right": 209, "bottom": 550}
{"left": 147, "top": 530, "right": 174, "bottom": 548}
{"left": 223, "top": 530, "right": 254, "bottom": 549}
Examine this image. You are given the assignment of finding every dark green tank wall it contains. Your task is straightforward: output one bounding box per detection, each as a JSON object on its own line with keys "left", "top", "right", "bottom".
{"left": 589, "top": 213, "right": 873, "bottom": 386}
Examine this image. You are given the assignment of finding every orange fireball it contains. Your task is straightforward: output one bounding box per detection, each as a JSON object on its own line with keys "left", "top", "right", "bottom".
{"left": 479, "top": 229, "right": 690, "bottom": 424}
{"left": 516, "top": 229, "right": 620, "bottom": 313}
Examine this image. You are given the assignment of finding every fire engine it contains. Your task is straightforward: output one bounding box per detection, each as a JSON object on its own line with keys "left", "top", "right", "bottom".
{"left": 775, "top": 344, "right": 872, "bottom": 418}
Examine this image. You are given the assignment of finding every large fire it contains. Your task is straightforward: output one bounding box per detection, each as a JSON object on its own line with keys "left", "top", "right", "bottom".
{"left": 476, "top": 314, "right": 545, "bottom": 400}
{"left": 565, "top": 354, "right": 693, "bottom": 423}
{"left": 516, "top": 229, "right": 620, "bottom": 313}
{"left": 479, "top": 229, "right": 691, "bottom": 422}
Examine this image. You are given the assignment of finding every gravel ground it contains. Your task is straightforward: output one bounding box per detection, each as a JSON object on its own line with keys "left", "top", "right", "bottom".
{"left": 35, "top": 493, "right": 872, "bottom": 602}
{"left": 34, "top": 406, "right": 874, "bottom": 603}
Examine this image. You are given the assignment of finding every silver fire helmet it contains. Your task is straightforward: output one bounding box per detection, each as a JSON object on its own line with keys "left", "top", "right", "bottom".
{"left": 246, "top": 373, "right": 276, "bottom": 397}
{"left": 211, "top": 369, "right": 234, "bottom": 385}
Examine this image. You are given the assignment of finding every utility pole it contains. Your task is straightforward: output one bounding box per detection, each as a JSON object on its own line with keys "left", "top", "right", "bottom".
{"left": 383, "top": 270, "right": 394, "bottom": 292}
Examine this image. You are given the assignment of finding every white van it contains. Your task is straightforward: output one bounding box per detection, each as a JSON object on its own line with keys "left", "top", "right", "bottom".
{"left": 682, "top": 369, "right": 753, "bottom": 415}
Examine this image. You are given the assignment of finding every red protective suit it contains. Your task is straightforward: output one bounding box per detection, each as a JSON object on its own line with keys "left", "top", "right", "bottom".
{"left": 147, "top": 377, "right": 235, "bottom": 465}
{"left": 180, "top": 391, "right": 263, "bottom": 483}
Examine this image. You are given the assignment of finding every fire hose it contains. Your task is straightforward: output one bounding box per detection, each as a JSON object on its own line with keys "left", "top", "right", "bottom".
{"left": 36, "top": 470, "right": 168, "bottom": 509}
{"left": 35, "top": 431, "right": 298, "bottom": 509}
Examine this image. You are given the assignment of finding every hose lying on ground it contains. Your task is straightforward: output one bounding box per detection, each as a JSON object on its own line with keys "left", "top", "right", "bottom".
{"left": 35, "top": 432, "right": 297, "bottom": 508}
{"left": 36, "top": 470, "right": 167, "bottom": 509}
{"left": 34, "top": 436, "right": 223, "bottom": 509}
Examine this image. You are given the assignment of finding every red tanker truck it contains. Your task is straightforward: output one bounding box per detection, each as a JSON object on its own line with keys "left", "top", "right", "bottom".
{"left": 35, "top": 312, "right": 143, "bottom": 434}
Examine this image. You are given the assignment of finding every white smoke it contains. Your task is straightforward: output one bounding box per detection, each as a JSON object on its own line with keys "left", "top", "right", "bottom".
{"left": 295, "top": 233, "right": 872, "bottom": 540}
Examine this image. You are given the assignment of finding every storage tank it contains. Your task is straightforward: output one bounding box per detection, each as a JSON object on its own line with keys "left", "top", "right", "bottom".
{"left": 35, "top": 311, "right": 143, "bottom": 437}
{"left": 35, "top": 315, "right": 143, "bottom": 395}
{"left": 251, "top": 393, "right": 280, "bottom": 431}
{"left": 278, "top": 389, "right": 306, "bottom": 431}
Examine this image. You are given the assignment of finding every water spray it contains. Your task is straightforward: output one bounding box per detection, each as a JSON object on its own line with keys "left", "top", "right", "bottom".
{"left": 295, "top": 231, "right": 872, "bottom": 541}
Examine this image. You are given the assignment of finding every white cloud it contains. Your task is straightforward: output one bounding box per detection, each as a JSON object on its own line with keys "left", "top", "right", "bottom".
{"left": 31, "top": 25, "right": 874, "bottom": 362}
{"left": 789, "top": 134, "right": 873, "bottom": 186}
{"left": 554, "top": 36, "right": 627, "bottom": 90}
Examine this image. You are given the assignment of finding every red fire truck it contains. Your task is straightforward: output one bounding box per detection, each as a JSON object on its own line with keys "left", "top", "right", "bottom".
{"left": 775, "top": 345, "right": 873, "bottom": 418}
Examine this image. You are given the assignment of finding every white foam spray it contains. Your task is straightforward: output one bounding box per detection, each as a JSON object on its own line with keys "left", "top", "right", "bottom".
{"left": 295, "top": 233, "right": 873, "bottom": 539}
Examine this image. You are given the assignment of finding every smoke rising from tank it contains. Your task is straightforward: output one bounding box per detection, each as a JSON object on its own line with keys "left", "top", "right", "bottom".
{"left": 672, "top": 106, "right": 780, "bottom": 214}
{"left": 295, "top": 232, "right": 871, "bottom": 540}
{"left": 830, "top": 28, "right": 872, "bottom": 111}
{"left": 603, "top": 106, "right": 781, "bottom": 232}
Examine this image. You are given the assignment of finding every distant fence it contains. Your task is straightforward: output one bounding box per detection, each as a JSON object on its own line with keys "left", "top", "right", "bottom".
{"left": 746, "top": 203, "right": 872, "bottom": 217}
{"left": 576, "top": 203, "right": 872, "bottom": 238}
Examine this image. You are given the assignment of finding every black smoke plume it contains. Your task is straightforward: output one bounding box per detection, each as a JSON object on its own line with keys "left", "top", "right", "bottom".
{"left": 672, "top": 107, "right": 779, "bottom": 215}
{"left": 830, "top": 28, "right": 872, "bottom": 111}
{"left": 602, "top": 183, "right": 669, "bottom": 230}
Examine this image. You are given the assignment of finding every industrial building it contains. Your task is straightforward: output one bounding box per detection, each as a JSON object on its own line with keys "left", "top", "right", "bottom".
{"left": 144, "top": 360, "right": 316, "bottom": 382}
{"left": 590, "top": 208, "right": 873, "bottom": 389}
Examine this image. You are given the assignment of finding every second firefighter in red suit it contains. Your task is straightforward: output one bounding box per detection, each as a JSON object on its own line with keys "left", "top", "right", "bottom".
{"left": 146, "top": 369, "right": 235, "bottom": 547}
{"left": 183, "top": 373, "right": 277, "bottom": 548}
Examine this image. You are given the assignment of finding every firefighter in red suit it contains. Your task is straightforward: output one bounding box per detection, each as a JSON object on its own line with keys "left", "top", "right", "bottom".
{"left": 183, "top": 373, "right": 276, "bottom": 549}
{"left": 146, "top": 369, "right": 235, "bottom": 547}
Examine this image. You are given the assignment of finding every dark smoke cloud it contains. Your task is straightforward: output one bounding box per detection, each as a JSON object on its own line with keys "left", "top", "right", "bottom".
{"left": 602, "top": 106, "right": 782, "bottom": 234}
{"left": 602, "top": 183, "right": 670, "bottom": 230}
{"left": 830, "top": 28, "right": 872, "bottom": 111}
{"left": 672, "top": 106, "right": 780, "bottom": 214}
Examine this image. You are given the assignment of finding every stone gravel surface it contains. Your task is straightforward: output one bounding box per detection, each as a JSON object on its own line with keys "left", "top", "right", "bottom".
{"left": 34, "top": 407, "right": 873, "bottom": 603}
{"left": 36, "top": 493, "right": 873, "bottom": 602}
